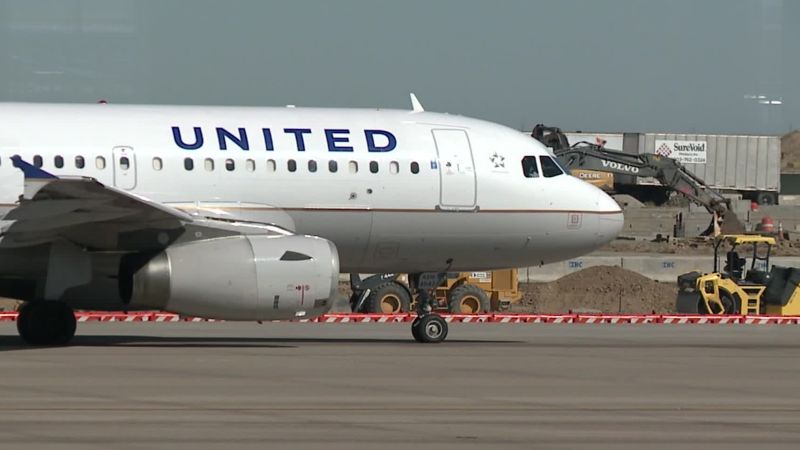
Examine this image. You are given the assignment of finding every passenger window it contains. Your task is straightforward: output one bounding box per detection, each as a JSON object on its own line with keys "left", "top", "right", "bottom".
{"left": 288, "top": 159, "right": 297, "bottom": 172}
{"left": 96, "top": 156, "right": 106, "bottom": 170}
{"left": 410, "top": 162, "right": 420, "bottom": 174}
{"left": 54, "top": 155, "right": 64, "bottom": 169}
{"left": 349, "top": 161, "right": 358, "bottom": 173}
{"left": 246, "top": 159, "right": 255, "bottom": 172}
{"left": 33, "top": 155, "right": 43, "bottom": 168}
{"left": 369, "top": 161, "right": 379, "bottom": 173}
{"left": 225, "top": 159, "right": 235, "bottom": 171}
{"left": 308, "top": 160, "right": 317, "bottom": 173}
{"left": 153, "top": 157, "right": 163, "bottom": 171}
{"left": 184, "top": 157, "right": 194, "bottom": 171}
{"left": 522, "top": 156, "right": 539, "bottom": 178}
{"left": 389, "top": 161, "right": 399, "bottom": 174}
{"left": 75, "top": 156, "right": 85, "bottom": 169}
{"left": 540, "top": 155, "right": 564, "bottom": 178}
{"left": 266, "top": 159, "right": 276, "bottom": 172}
{"left": 205, "top": 158, "right": 214, "bottom": 171}
{"left": 329, "top": 160, "right": 338, "bottom": 173}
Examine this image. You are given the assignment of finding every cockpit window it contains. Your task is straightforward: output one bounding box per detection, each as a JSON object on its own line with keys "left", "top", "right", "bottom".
{"left": 539, "top": 155, "right": 564, "bottom": 178}
{"left": 521, "top": 156, "right": 539, "bottom": 178}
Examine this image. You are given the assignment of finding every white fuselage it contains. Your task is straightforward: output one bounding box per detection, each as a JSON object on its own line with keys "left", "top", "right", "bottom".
{"left": 0, "top": 102, "right": 623, "bottom": 273}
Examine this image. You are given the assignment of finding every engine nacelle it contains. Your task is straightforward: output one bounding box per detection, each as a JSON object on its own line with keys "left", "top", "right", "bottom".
{"left": 128, "top": 235, "right": 339, "bottom": 320}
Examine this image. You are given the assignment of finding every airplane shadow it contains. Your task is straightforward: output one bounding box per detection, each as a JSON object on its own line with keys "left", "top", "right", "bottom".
{"left": 0, "top": 334, "right": 521, "bottom": 352}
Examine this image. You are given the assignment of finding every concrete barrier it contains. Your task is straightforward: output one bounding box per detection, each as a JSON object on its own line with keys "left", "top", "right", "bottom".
{"left": 619, "top": 256, "right": 709, "bottom": 282}
{"left": 519, "top": 256, "right": 622, "bottom": 282}
{"left": 524, "top": 256, "right": 800, "bottom": 283}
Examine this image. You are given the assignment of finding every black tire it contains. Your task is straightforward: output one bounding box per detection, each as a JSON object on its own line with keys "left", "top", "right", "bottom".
{"left": 411, "top": 317, "right": 422, "bottom": 342}
{"left": 756, "top": 191, "right": 777, "bottom": 206}
{"left": 447, "top": 284, "right": 490, "bottom": 314}
{"left": 17, "top": 301, "right": 76, "bottom": 346}
{"left": 366, "top": 282, "right": 411, "bottom": 314}
{"left": 413, "top": 314, "right": 448, "bottom": 343}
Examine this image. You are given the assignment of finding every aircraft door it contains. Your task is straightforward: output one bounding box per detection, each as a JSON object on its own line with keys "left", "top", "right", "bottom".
{"left": 432, "top": 129, "right": 476, "bottom": 209}
{"left": 112, "top": 146, "right": 137, "bottom": 190}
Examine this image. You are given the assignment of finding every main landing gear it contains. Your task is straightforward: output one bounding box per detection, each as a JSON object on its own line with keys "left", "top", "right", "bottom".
{"left": 409, "top": 273, "right": 449, "bottom": 344}
{"left": 16, "top": 301, "right": 76, "bottom": 346}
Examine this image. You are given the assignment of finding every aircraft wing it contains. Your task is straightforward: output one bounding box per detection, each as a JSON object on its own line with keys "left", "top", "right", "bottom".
{"left": 1, "top": 174, "right": 194, "bottom": 250}
{"left": 0, "top": 156, "right": 294, "bottom": 251}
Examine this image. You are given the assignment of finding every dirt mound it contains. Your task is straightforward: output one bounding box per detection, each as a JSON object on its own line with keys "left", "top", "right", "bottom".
{"left": 513, "top": 266, "right": 677, "bottom": 314}
{"left": 782, "top": 130, "right": 800, "bottom": 173}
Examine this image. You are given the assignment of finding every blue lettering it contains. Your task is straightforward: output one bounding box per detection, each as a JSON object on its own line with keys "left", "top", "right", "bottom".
{"left": 172, "top": 126, "right": 204, "bottom": 150}
{"left": 325, "top": 129, "right": 353, "bottom": 152}
{"left": 216, "top": 128, "right": 249, "bottom": 150}
{"left": 262, "top": 128, "right": 274, "bottom": 151}
{"left": 173, "top": 126, "right": 399, "bottom": 152}
{"left": 365, "top": 129, "right": 396, "bottom": 152}
{"left": 284, "top": 128, "right": 312, "bottom": 151}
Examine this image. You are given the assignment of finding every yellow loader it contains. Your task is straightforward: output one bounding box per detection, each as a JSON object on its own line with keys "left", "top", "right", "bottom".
{"left": 677, "top": 235, "right": 800, "bottom": 315}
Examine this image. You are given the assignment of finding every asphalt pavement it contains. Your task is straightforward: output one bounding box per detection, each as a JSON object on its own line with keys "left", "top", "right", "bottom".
{"left": 1, "top": 322, "right": 799, "bottom": 449}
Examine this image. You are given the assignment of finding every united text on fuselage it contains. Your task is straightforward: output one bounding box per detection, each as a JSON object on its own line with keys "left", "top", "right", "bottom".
{"left": 172, "top": 126, "right": 397, "bottom": 152}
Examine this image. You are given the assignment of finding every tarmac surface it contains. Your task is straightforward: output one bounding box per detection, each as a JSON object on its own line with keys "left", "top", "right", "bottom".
{"left": 1, "top": 322, "right": 800, "bottom": 450}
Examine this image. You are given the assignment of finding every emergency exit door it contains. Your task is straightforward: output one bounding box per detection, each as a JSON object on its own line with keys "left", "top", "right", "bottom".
{"left": 432, "top": 129, "right": 476, "bottom": 209}
{"left": 112, "top": 146, "right": 137, "bottom": 190}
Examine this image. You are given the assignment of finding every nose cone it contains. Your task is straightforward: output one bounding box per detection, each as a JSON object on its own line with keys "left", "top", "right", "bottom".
{"left": 594, "top": 191, "right": 624, "bottom": 245}
{"left": 544, "top": 177, "right": 624, "bottom": 261}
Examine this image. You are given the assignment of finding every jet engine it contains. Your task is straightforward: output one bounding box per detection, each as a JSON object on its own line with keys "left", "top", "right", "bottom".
{"left": 126, "top": 234, "right": 339, "bottom": 320}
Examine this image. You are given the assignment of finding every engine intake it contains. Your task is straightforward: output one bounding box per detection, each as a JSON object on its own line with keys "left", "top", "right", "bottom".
{"left": 128, "top": 235, "right": 339, "bottom": 320}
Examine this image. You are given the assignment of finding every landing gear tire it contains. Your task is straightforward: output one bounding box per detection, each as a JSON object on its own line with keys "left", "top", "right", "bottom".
{"left": 411, "top": 317, "right": 422, "bottom": 341}
{"left": 366, "top": 282, "right": 411, "bottom": 314}
{"left": 17, "top": 301, "right": 76, "bottom": 346}
{"left": 447, "top": 284, "right": 491, "bottom": 314}
{"left": 412, "top": 314, "right": 448, "bottom": 343}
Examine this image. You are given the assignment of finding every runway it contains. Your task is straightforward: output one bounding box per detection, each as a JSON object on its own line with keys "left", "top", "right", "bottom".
{"left": 1, "top": 322, "right": 800, "bottom": 449}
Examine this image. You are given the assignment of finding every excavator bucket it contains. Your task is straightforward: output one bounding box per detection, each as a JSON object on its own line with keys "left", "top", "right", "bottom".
{"left": 701, "top": 212, "right": 723, "bottom": 237}
{"left": 701, "top": 212, "right": 746, "bottom": 237}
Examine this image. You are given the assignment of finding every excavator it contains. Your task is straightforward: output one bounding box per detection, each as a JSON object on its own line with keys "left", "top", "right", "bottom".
{"left": 531, "top": 124, "right": 745, "bottom": 236}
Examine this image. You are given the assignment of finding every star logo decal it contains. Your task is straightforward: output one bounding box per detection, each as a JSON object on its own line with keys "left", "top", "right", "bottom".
{"left": 490, "top": 153, "right": 506, "bottom": 169}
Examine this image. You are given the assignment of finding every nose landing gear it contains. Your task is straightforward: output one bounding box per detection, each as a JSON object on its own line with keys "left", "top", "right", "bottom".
{"left": 409, "top": 272, "right": 449, "bottom": 344}
{"left": 411, "top": 313, "right": 448, "bottom": 343}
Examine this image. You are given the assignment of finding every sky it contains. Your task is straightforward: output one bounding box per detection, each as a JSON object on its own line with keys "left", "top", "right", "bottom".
{"left": 0, "top": 0, "right": 796, "bottom": 135}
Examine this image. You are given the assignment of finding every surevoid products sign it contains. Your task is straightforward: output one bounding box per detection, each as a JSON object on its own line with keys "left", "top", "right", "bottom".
{"left": 654, "top": 140, "right": 707, "bottom": 164}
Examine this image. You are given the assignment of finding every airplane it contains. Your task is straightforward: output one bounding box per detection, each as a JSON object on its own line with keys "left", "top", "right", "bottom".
{"left": 0, "top": 95, "right": 623, "bottom": 346}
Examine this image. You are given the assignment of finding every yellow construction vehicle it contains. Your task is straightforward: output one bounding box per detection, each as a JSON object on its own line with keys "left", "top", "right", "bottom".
{"left": 676, "top": 235, "right": 800, "bottom": 315}
{"left": 350, "top": 270, "right": 522, "bottom": 314}
{"left": 432, "top": 271, "right": 522, "bottom": 313}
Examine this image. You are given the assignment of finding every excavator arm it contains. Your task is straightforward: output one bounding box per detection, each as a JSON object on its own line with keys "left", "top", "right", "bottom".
{"left": 553, "top": 145, "right": 729, "bottom": 216}
{"left": 531, "top": 124, "right": 744, "bottom": 235}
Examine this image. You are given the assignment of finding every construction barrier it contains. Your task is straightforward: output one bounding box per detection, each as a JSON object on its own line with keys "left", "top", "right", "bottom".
{"left": 1, "top": 312, "right": 800, "bottom": 325}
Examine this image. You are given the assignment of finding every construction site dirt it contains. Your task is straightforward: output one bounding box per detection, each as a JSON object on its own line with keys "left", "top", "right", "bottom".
{"left": 332, "top": 266, "right": 679, "bottom": 316}
{"left": 514, "top": 266, "right": 677, "bottom": 315}
{"left": 600, "top": 237, "right": 800, "bottom": 256}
